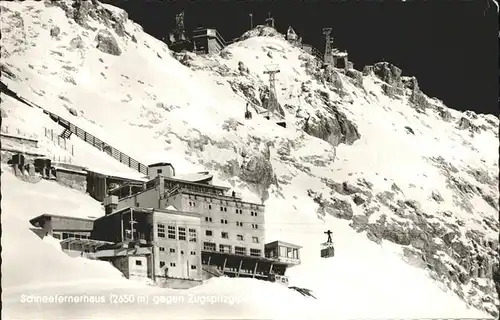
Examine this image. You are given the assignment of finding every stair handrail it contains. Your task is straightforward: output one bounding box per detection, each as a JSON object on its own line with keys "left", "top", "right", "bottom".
{"left": 2, "top": 82, "right": 150, "bottom": 176}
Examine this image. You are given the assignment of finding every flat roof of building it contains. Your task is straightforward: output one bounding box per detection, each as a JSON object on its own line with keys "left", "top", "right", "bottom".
{"left": 177, "top": 188, "right": 264, "bottom": 208}
{"left": 30, "top": 213, "right": 96, "bottom": 223}
{"left": 29, "top": 213, "right": 96, "bottom": 227}
{"left": 265, "top": 240, "right": 302, "bottom": 249}
{"left": 86, "top": 169, "right": 148, "bottom": 182}
{"left": 148, "top": 162, "right": 174, "bottom": 167}
{"left": 201, "top": 250, "right": 295, "bottom": 267}
{"left": 53, "top": 166, "right": 87, "bottom": 175}
{"left": 175, "top": 172, "right": 213, "bottom": 183}
{"left": 163, "top": 175, "right": 229, "bottom": 191}
{"left": 95, "top": 206, "right": 201, "bottom": 222}
{"left": 60, "top": 238, "right": 113, "bottom": 248}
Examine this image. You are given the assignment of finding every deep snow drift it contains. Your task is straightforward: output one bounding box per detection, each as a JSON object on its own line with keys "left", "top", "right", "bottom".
{"left": 1, "top": 0, "right": 498, "bottom": 319}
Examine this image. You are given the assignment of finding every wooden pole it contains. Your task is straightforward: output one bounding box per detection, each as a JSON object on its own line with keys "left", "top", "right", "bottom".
{"left": 130, "top": 208, "right": 134, "bottom": 241}
{"left": 253, "top": 261, "right": 258, "bottom": 278}
{"left": 222, "top": 257, "right": 227, "bottom": 274}
{"left": 236, "top": 259, "right": 243, "bottom": 277}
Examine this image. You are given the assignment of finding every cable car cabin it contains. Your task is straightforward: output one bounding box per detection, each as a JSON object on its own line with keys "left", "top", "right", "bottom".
{"left": 276, "top": 121, "right": 286, "bottom": 128}
{"left": 268, "top": 274, "right": 289, "bottom": 287}
{"left": 320, "top": 243, "right": 335, "bottom": 258}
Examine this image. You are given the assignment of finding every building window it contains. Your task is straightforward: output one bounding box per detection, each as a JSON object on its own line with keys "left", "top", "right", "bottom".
{"left": 191, "top": 251, "right": 196, "bottom": 255}
{"left": 178, "top": 227, "right": 186, "bottom": 241}
{"left": 205, "top": 217, "right": 213, "bottom": 222}
{"left": 160, "top": 261, "right": 165, "bottom": 267}
{"left": 157, "top": 223, "right": 166, "bottom": 238}
{"left": 135, "top": 260, "right": 142, "bottom": 266}
{"left": 236, "top": 221, "right": 243, "bottom": 227}
{"left": 252, "top": 237, "right": 259, "bottom": 244}
{"left": 235, "top": 246, "right": 246, "bottom": 255}
{"left": 250, "top": 249, "right": 261, "bottom": 257}
{"left": 170, "top": 262, "right": 176, "bottom": 267}
{"left": 252, "top": 224, "right": 259, "bottom": 229}
{"left": 254, "top": 211, "right": 258, "bottom": 216}
{"left": 167, "top": 225, "right": 176, "bottom": 239}
{"left": 203, "top": 242, "right": 216, "bottom": 251}
{"left": 220, "top": 219, "right": 228, "bottom": 224}
{"left": 219, "top": 244, "right": 231, "bottom": 253}
{"left": 191, "top": 265, "right": 197, "bottom": 270}
{"left": 189, "top": 228, "right": 197, "bottom": 242}
{"left": 159, "top": 247, "right": 165, "bottom": 252}
{"left": 157, "top": 169, "right": 163, "bottom": 174}
{"left": 206, "top": 230, "right": 213, "bottom": 236}
{"left": 224, "top": 207, "right": 227, "bottom": 212}
{"left": 221, "top": 232, "right": 229, "bottom": 239}
{"left": 181, "top": 250, "right": 184, "bottom": 255}
{"left": 209, "top": 204, "right": 212, "bottom": 209}
{"left": 237, "top": 234, "right": 244, "bottom": 241}
{"left": 170, "top": 248, "right": 175, "bottom": 253}
{"left": 220, "top": 206, "right": 224, "bottom": 211}
{"left": 53, "top": 233, "right": 61, "bottom": 240}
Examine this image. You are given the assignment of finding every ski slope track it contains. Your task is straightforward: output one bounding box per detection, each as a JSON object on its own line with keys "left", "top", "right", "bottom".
{"left": 1, "top": 1, "right": 498, "bottom": 319}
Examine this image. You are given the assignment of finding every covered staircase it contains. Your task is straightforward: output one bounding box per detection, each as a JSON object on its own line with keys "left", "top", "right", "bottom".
{"left": 0, "top": 81, "right": 150, "bottom": 176}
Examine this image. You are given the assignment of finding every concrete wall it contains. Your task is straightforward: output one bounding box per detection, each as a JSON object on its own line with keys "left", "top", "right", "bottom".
{"left": 166, "top": 192, "right": 265, "bottom": 256}
{"left": 56, "top": 170, "right": 86, "bottom": 192}
{"left": 207, "top": 38, "right": 223, "bottom": 54}
{"left": 86, "top": 172, "right": 107, "bottom": 201}
{"left": 0, "top": 133, "right": 38, "bottom": 149}
{"left": 116, "top": 188, "right": 159, "bottom": 211}
{"left": 152, "top": 211, "right": 202, "bottom": 281}
{"left": 52, "top": 217, "right": 94, "bottom": 232}
{"left": 112, "top": 256, "right": 129, "bottom": 277}
{"left": 147, "top": 164, "right": 174, "bottom": 179}
{"left": 128, "top": 256, "right": 148, "bottom": 280}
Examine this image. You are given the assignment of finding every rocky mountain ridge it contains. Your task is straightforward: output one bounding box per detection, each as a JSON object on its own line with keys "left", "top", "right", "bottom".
{"left": 1, "top": 0, "right": 498, "bottom": 316}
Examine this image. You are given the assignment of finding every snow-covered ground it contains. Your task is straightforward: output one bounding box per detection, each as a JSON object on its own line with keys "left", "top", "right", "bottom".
{"left": 1, "top": 167, "right": 489, "bottom": 319}
{"left": 1, "top": 0, "right": 498, "bottom": 319}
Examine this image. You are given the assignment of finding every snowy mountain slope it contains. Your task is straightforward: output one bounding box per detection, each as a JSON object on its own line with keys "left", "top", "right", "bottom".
{"left": 1, "top": 0, "right": 498, "bottom": 318}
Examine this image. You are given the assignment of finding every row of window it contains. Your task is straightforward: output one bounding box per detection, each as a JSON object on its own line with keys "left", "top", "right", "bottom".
{"left": 159, "top": 261, "right": 197, "bottom": 270}
{"left": 158, "top": 224, "right": 197, "bottom": 242}
{"left": 187, "top": 201, "right": 259, "bottom": 216}
{"left": 203, "top": 219, "right": 259, "bottom": 228}
{"left": 159, "top": 247, "right": 196, "bottom": 255}
{"left": 205, "top": 230, "right": 259, "bottom": 243}
{"left": 187, "top": 194, "right": 261, "bottom": 210}
{"left": 54, "top": 232, "right": 90, "bottom": 240}
{"left": 203, "top": 242, "right": 262, "bottom": 256}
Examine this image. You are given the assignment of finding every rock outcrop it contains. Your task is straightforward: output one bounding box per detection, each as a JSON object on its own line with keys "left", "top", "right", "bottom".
{"left": 95, "top": 29, "right": 121, "bottom": 56}
{"left": 303, "top": 108, "right": 360, "bottom": 147}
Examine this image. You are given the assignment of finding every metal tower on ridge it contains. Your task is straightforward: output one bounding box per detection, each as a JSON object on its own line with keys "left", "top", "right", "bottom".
{"left": 265, "top": 12, "right": 275, "bottom": 28}
{"left": 322, "top": 27, "right": 334, "bottom": 65}
{"left": 263, "top": 64, "right": 280, "bottom": 120}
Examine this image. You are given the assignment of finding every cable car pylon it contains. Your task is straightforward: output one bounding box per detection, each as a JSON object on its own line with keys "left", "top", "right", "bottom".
{"left": 321, "top": 230, "right": 335, "bottom": 258}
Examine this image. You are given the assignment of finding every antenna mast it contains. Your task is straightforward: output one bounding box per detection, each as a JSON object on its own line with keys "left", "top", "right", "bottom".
{"left": 322, "top": 27, "right": 333, "bottom": 65}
